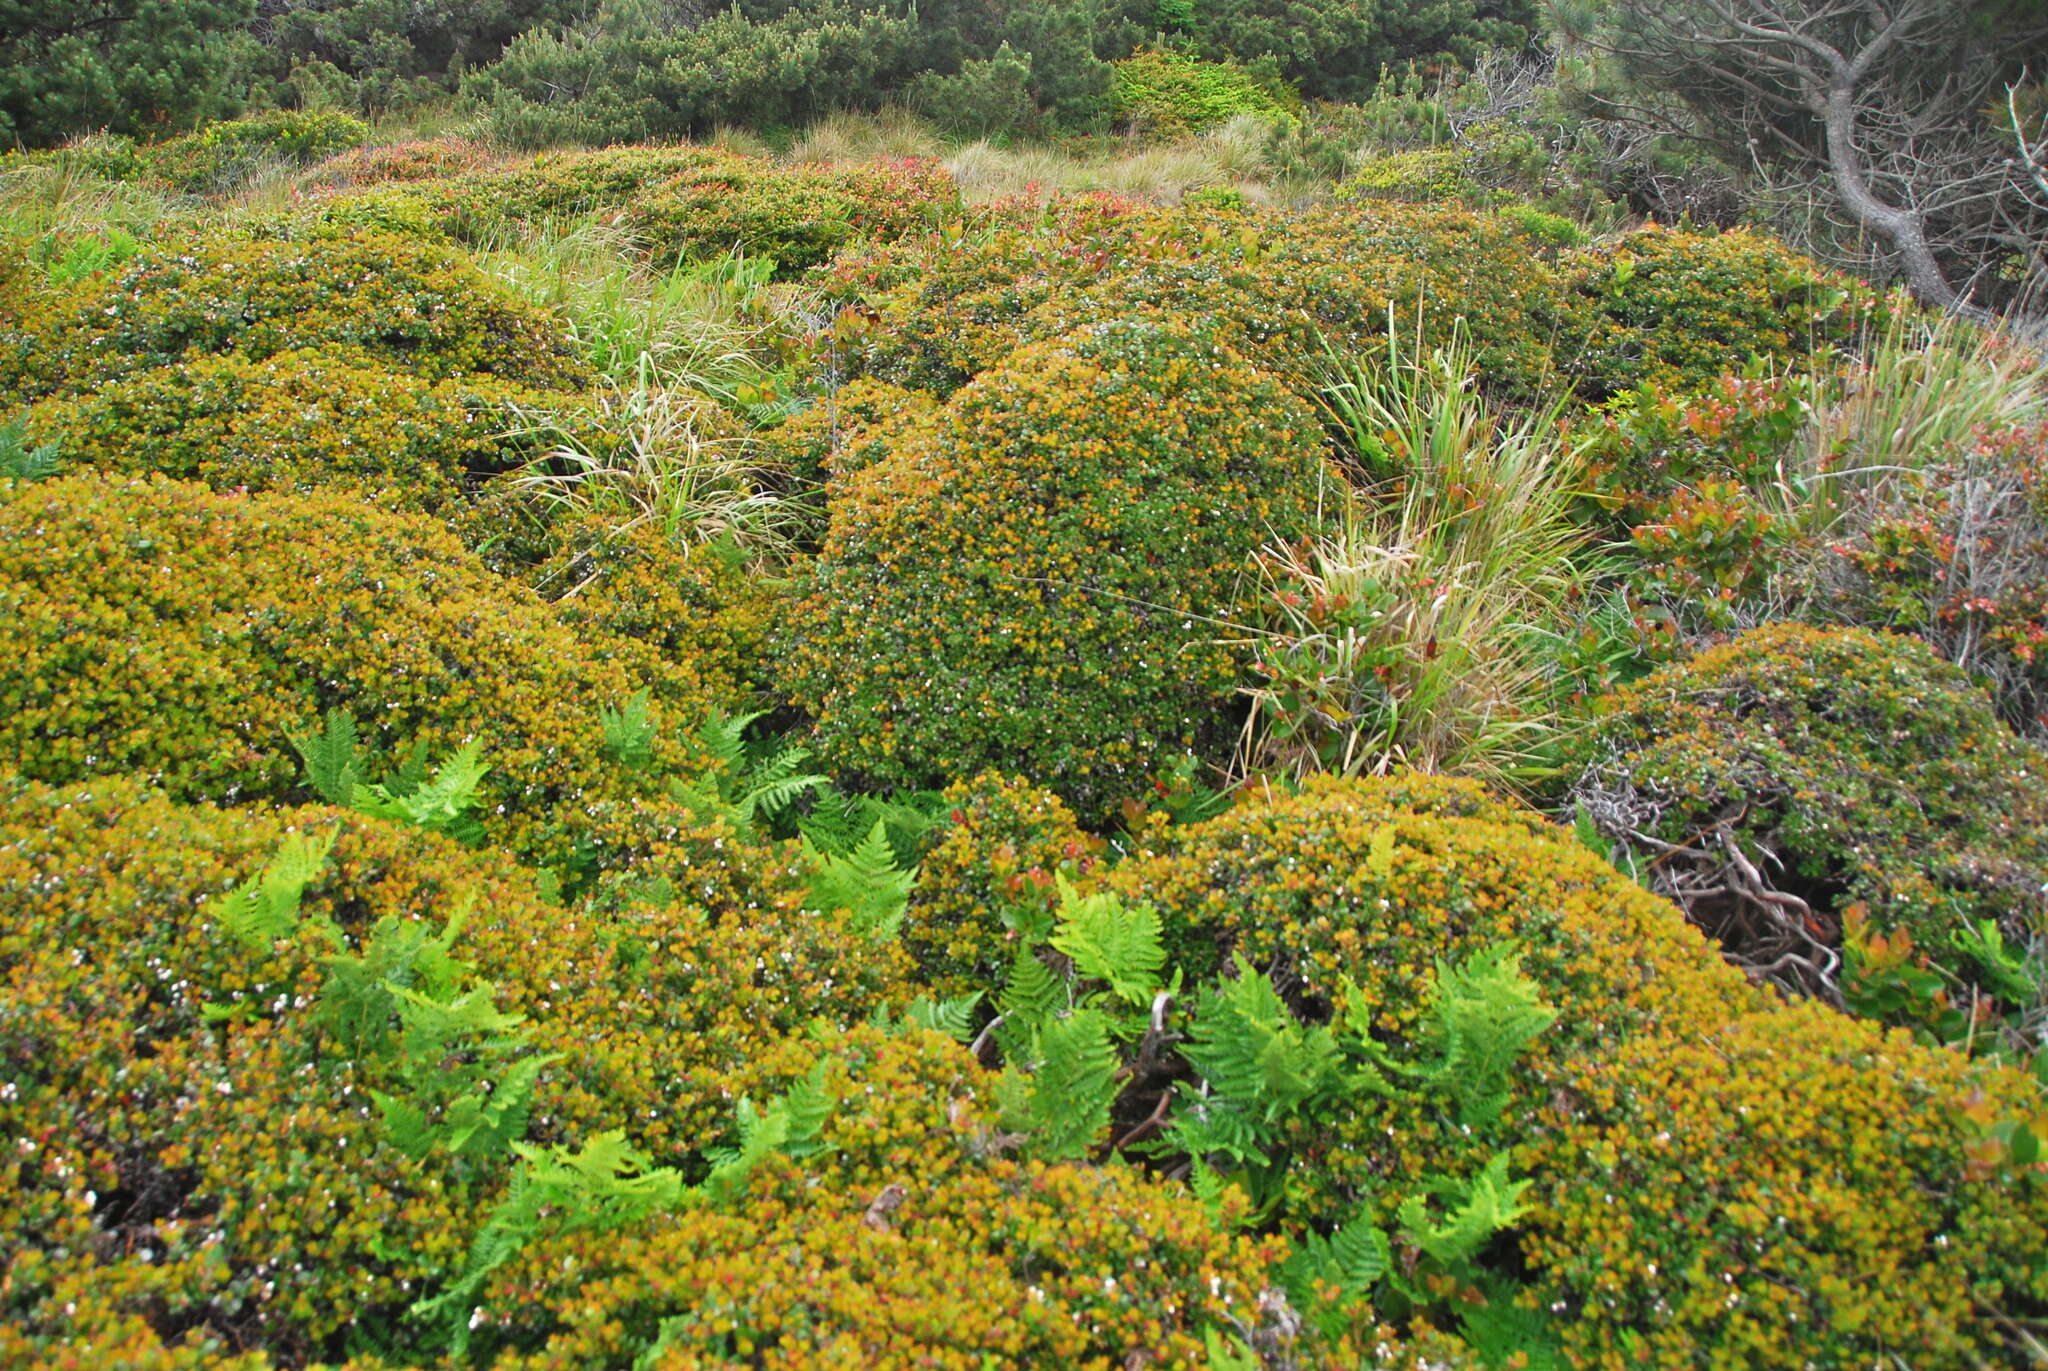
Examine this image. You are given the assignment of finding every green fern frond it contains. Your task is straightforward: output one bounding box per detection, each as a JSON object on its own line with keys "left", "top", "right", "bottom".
{"left": 215, "top": 829, "right": 339, "bottom": 950}
{"left": 1168, "top": 958, "right": 1349, "bottom": 1169}
{"left": 599, "top": 688, "right": 657, "bottom": 772}
{"left": 352, "top": 739, "right": 491, "bottom": 845}
{"left": 999, "top": 946, "right": 1068, "bottom": 1028}
{"left": 415, "top": 1128, "right": 683, "bottom": 1352}
{"left": 802, "top": 820, "right": 916, "bottom": 941}
{"left": 290, "top": 707, "right": 362, "bottom": 807}
{"left": 1047, "top": 875, "right": 1166, "bottom": 1008}
{"left": 697, "top": 704, "right": 761, "bottom": 771}
{"left": 903, "top": 992, "right": 983, "bottom": 1043}
{"left": 1282, "top": 1211, "right": 1391, "bottom": 1305}
{"left": 1419, "top": 945, "right": 1557, "bottom": 1128}
{"left": 0, "top": 415, "right": 60, "bottom": 481}
{"left": 703, "top": 1059, "right": 837, "bottom": 1203}
{"left": 1460, "top": 1275, "right": 1568, "bottom": 1371}
{"left": 1396, "top": 1151, "right": 1533, "bottom": 1271}
{"left": 1002, "top": 1009, "right": 1121, "bottom": 1161}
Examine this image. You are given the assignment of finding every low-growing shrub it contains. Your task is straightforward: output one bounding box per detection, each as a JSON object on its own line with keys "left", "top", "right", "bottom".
{"left": 527, "top": 516, "right": 777, "bottom": 707}
{"left": 24, "top": 348, "right": 549, "bottom": 514}
{"left": 1573, "top": 623, "right": 2048, "bottom": 1008}
{"left": 308, "top": 144, "right": 961, "bottom": 277}
{"left": 0, "top": 776, "right": 911, "bottom": 1364}
{"left": 1111, "top": 48, "right": 1294, "bottom": 135}
{"left": 757, "top": 376, "right": 938, "bottom": 493}
{"left": 0, "top": 475, "right": 716, "bottom": 866}
{"left": 901, "top": 772, "right": 1098, "bottom": 999}
{"left": 1106, "top": 775, "right": 2048, "bottom": 1368}
{"left": 1523, "top": 1000, "right": 2048, "bottom": 1369}
{"left": 780, "top": 320, "right": 1333, "bottom": 821}
{"left": 835, "top": 200, "right": 1586, "bottom": 403}
{"left": 136, "top": 111, "right": 372, "bottom": 194}
{"left": 1562, "top": 225, "right": 1890, "bottom": 398}
{"left": 470, "top": 1025, "right": 1322, "bottom": 1369}
{"left": 2, "top": 229, "right": 589, "bottom": 402}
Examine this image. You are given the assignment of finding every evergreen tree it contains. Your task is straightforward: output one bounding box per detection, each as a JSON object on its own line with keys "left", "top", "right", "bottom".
{"left": 1, "top": 0, "right": 259, "bottom": 147}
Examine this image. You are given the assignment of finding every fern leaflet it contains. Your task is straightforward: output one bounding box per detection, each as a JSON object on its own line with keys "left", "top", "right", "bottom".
{"left": 1047, "top": 875, "right": 1166, "bottom": 1008}
{"left": 215, "top": 829, "right": 339, "bottom": 950}
{"left": 802, "top": 820, "right": 916, "bottom": 941}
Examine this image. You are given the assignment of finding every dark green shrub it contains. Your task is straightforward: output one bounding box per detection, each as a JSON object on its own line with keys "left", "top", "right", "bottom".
{"left": 3, "top": 230, "right": 588, "bottom": 403}
{"left": 24, "top": 348, "right": 548, "bottom": 514}
{"left": 1573, "top": 623, "right": 2048, "bottom": 1006}
{"left": 1563, "top": 226, "right": 1892, "bottom": 397}
{"left": 0, "top": 475, "right": 717, "bottom": 865}
{"left": 780, "top": 320, "right": 1333, "bottom": 821}
{"left": 905, "top": 43, "right": 1038, "bottom": 137}
{"left": 0, "top": 0, "right": 257, "bottom": 148}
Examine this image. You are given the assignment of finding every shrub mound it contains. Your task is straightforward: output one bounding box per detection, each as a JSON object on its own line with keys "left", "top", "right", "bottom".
{"left": 901, "top": 771, "right": 1098, "bottom": 999}
{"left": 2, "top": 229, "right": 588, "bottom": 402}
{"left": 309, "top": 144, "right": 960, "bottom": 275}
{"left": 836, "top": 200, "right": 1584, "bottom": 402}
{"left": 1563, "top": 225, "right": 1891, "bottom": 397}
{"left": 472, "top": 1025, "right": 1323, "bottom": 1369}
{"left": 25, "top": 348, "right": 547, "bottom": 514}
{"left": 780, "top": 320, "right": 1332, "bottom": 820}
{"left": 1574, "top": 623, "right": 2048, "bottom": 1000}
{"left": 0, "top": 475, "right": 718, "bottom": 864}
{"left": 1111, "top": 47, "right": 1294, "bottom": 134}
{"left": 1105, "top": 774, "right": 2048, "bottom": 1368}
{"left": 0, "top": 777, "right": 910, "bottom": 1366}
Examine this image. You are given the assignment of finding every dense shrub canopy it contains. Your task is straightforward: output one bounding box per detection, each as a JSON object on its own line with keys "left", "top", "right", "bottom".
{"left": 24, "top": 348, "right": 546, "bottom": 515}
{"left": 833, "top": 200, "right": 1586, "bottom": 403}
{"left": 1575, "top": 623, "right": 2048, "bottom": 999}
{"left": 780, "top": 319, "right": 1333, "bottom": 820}
{"left": 1105, "top": 774, "right": 2048, "bottom": 1368}
{"left": 0, "top": 776, "right": 911, "bottom": 1364}
{"left": 0, "top": 475, "right": 721, "bottom": 864}
{"left": 1, "top": 229, "right": 588, "bottom": 404}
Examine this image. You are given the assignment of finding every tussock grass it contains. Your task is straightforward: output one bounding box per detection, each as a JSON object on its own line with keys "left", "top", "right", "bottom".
{"left": 1233, "top": 327, "right": 1608, "bottom": 791}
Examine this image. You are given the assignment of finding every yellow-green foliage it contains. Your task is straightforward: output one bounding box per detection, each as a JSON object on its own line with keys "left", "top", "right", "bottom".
{"left": 1339, "top": 147, "right": 1484, "bottom": 205}
{"left": 0, "top": 112, "right": 371, "bottom": 196}
{"left": 24, "top": 348, "right": 550, "bottom": 515}
{"left": 1576, "top": 623, "right": 2048, "bottom": 975}
{"left": 529, "top": 516, "right": 777, "bottom": 707}
{"left": 1105, "top": 775, "right": 1759, "bottom": 1229}
{"left": 781, "top": 320, "right": 1334, "bottom": 821}
{"left": 1523, "top": 1001, "right": 2048, "bottom": 1368}
{"left": 1111, "top": 47, "right": 1294, "bottom": 134}
{"left": 472, "top": 1025, "right": 1316, "bottom": 1369}
{"left": 835, "top": 199, "right": 1584, "bottom": 402}
{"left": 0, "top": 777, "right": 910, "bottom": 1365}
{"left": 759, "top": 376, "right": 939, "bottom": 492}
{"left": 1, "top": 229, "right": 589, "bottom": 403}
{"left": 903, "top": 772, "right": 1097, "bottom": 998}
{"left": 1564, "top": 225, "right": 1892, "bottom": 396}
{"left": 309, "top": 143, "right": 961, "bottom": 276}
{"left": 1108, "top": 774, "right": 2048, "bottom": 1367}
{"left": 0, "top": 476, "right": 717, "bottom": 866}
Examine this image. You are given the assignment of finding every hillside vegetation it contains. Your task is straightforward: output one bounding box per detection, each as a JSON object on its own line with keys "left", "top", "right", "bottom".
{"left": 4, "top": 9, "right": 2048, "bottom": 1367}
